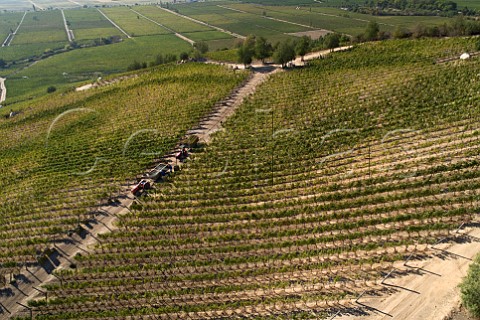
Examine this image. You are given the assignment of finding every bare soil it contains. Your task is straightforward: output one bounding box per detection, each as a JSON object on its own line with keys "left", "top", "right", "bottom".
{"left": 337, "top": 226, "right": 480, "bottom": 320}
{"left": 448, "top": 305, "right": 479, "bottom": 320}
{"left": 288, "top": 29, "right": 331, "bottom": 40}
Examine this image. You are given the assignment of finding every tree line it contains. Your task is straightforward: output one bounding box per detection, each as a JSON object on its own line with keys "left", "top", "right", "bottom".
{"left": 357, "top": 16, "right": 480, "bottom": 42}
{"left": 347, "top": 0, "right": 476, "bottom": 17}
{"left": 236, "top": 33, "right": 350, "bottom": 67}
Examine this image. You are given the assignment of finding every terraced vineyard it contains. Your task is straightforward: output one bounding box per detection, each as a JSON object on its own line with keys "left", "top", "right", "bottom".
{"left": 0, "top": 63, "right": 246, "bottom": 310}
{"left": 7, "top": 38, "right": 474, "bottom": 319}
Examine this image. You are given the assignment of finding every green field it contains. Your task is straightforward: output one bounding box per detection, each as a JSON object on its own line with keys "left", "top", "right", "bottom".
{"left": 0, "top": 11, "right": 23, "bottom": 45}
{"left": 64, "top": 8, "right": 124, "bottom": 41}
{"left": 12, "top": 10, "right": 67, "bottom": 45}
{"left": 134, "top": 5, "right": 214, "bottom": 33}
{"left": 100, "top": 7, "right": 172, "bottom": 37}
{"left": 5, "top": 34, "right": 192, "bottom": 99}
{"left": 172, "top": 2, "right": 308, "bottom": 43}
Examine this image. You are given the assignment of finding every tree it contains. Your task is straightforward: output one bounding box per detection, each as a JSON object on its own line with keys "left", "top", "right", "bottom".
{"left": 295, "top": 36, "right": 311, "bottom": 61}
{"left": 180, "top": 52, "right": 189, "bottom": 61}
{"left": 393, "top": 26, "right": 411, "bottom": 39}
{"left": 460, "top": 253, "right": 480, "bottom": 317}
{"left": 254, "top": 36, "right": 272, "bottom": 64}
{"left": 47, "top": 86, "right": 56, "bottom": 93}
{"left": 194, "top": 41, "right": 209, "bottom": 54}
{"left": 127, "top": 60, "right": 144, "bottom": 71}
{"left": 273, "top": 39, "right": 295, "bottom": 68}
{"left": 0, "top": 59, "right": 6, "bottom": 68}
{"left": 323, "top": 33, "right": 340, "bottom": 51}
{"left": 237, "top": 35, "right": 256, "bottom": 67}
{"left": 364, "top": 21, "right": 379, "bottom": 41}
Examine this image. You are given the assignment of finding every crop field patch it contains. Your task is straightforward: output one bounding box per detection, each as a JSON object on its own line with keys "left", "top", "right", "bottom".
{"left": 183, "top": 30, "right": 233, "bottom": 42}
{"left": 73, "top": 27, "right": 123, "bottom": 41}
{"left": 64, "top": 8, "right": 117, "bottom": 30}
{"left": 0, "top": 12, "right": 24, "bottom": 44}
{"left": 13, "top": 30, "right": 67, "bottom": 44}
{"left": 0, "top": 42, "right": 66, "bottom": 63}
{"left": 172, "top": 3, "right": 306, "bottom": 40}
{"left": 64, "top": 8, "right": 124, "bottom": 40}
{"left": 19, "top": 10, "right": 64, "bottom": 32}
{"left": 204, "top": 38, "right": 238, "bottom": 51}
{"left": 6, "top": 34, "right": 193, "bottom": 99}
{"left": 101, "top": 7, "right": 172, "bottom": 36}
{"left": 133, "top": 6, "right": 213, "bottom": 33}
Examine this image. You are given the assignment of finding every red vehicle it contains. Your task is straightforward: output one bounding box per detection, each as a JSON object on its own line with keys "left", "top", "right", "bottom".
{"left": 131, "top": 179, "right": 151, "bottom": 195}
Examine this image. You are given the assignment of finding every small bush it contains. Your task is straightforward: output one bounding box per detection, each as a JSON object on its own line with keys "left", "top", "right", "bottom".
{"left": 47, "top": 86, "right": 56, "bottom": 93}
{"left": 460, "top": 252, "right": 480, "bottom": 317}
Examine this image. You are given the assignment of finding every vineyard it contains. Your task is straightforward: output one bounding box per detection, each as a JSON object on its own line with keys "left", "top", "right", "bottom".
{"left": 0, "top": 63, "right": 247, "bottom": 317}
{"left": 0, "top": 37, "right": 474, "bottom": 319}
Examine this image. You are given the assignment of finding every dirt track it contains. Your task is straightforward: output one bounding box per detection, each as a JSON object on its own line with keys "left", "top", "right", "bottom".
{"left": 0, "top": 77, "right": 6, "bottom": 103}
{"left": 337, "top": 226, "right": 480, "bottom": 320}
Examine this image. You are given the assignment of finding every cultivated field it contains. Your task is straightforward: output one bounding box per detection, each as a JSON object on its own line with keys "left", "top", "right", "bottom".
{"left": 5, "top": 37, "right": 476, "bottom": 319}
{"left": 0, "top": 63, "right": 247, "bottom": 306}
{"left": 0, "top": 0, "right": 175, "bottom": 12}
{"left": 6, "top": 34, "right": 193, "bottom": 99}
{"left": 63, "top": 8, "right": 124, "bottom": 42}
{"left": 11, "top": 11, "right": 67, "bottom": 45}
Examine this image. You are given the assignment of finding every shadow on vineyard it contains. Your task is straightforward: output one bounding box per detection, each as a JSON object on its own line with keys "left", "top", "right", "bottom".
{"left": 1, "top": 35, "right": 480, "bottom": 320}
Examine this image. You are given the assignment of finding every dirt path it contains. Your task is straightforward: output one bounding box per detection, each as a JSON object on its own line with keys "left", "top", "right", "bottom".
{"left": 189, "top": 67, "right": 279, "bottom": 144}
{"left": 97, "top": 8, "right": 132, "bottom": 39}
{"left": 61, "top": 9, "right": 75, "bottom": 42}
{"left": 65, "top": 0, "right": 82, "bottom": 6}
{"left": 0, "top": 77, "right": 6, "bottom": 103}
{"left": 336, "top": 225, "right": 480, "bottom": 320}
{"left": 158, "top": 6, "right": 245, "bottom": 40}
{"left": 27, "top": 0, "right": 44, "bottom": 11}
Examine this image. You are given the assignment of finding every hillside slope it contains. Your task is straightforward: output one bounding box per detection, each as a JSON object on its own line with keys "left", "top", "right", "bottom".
{"left": 0, "top": 63, "right": 246, "bottom": 282}
{"left": 2, "top": 39, "right": 480, "bottom": 319}
{"left": 21, "top": 38, "right": 480, "bottom": 319}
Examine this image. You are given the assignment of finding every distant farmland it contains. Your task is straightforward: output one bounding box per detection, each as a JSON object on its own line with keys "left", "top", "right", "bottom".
{"left": 0, "top": 0, "right": 463, "bottom": 101}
